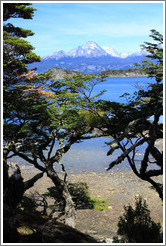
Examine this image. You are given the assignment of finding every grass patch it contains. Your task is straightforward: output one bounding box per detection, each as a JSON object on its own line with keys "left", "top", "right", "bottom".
{"left": 45, "top": 182, "right": 108, "bottom": 211}
{"left": 89, "top": 198, "right": 108, "bottom": 211}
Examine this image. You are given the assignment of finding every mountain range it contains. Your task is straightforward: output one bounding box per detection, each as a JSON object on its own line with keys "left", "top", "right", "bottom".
{"left": 29, "top": 41, "right": 147, "bottom": 74}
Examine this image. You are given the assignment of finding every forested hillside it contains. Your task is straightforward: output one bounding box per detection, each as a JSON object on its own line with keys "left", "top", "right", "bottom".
{"left": 99, "top": 68, "right": 147, "bottom": 77}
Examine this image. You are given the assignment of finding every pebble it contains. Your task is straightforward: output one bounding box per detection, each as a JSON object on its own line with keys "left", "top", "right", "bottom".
{"left": 108, "top": 188, "right": 115, "bottom": 191}
{"left": 22, "top": 167, "right": 163, "bottom": 240}
{"left": 87, "top": 230, "right": 98, "bottom": 234}
{"left": 97, "top": 237, "right": 114, "bottom": 243}
{"left": 104, "top": 237, "right": 114, "bottom": 243}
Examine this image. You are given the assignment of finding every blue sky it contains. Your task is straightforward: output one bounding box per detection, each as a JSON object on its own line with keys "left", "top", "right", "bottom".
{"left": 6, "top": 2, "right": 164, "bottom": 57}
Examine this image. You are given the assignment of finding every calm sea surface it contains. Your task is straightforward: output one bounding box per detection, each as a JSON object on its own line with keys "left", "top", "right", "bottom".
{"left": 11, "top": 76, "right": 160, "bottom": 173}
{"left": 92, "top": 76, "right": 155, "bottom": 102}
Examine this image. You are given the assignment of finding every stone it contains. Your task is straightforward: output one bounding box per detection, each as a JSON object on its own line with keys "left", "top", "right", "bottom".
{"left": 109, "top": 188, "right": 115, "bottom": 191}
{"left": 103, "top": 237, "right": 114, "bottom": 243}
{"left": 86, "top": 230, "right": 98, "bottom": 234}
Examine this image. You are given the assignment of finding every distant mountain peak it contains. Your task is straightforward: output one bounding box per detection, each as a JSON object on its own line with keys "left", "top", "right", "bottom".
{"left": 43, "top": 50, "right": 67, "bottom": 60}
{"left": 35, "top": 41, "right": 148, "bottom": 74}
{"left": 43, "top": 41, "right": 110, "bottom": 59}
{"left": 102, "top": 46, "right": 121, "bottom": 57}
{"left": 82, "top": 41, "right": 101, "bottom": 49}
{"left": 67, "top": 41, "right": 108, "bottom": 57}
{"left": 42, "top": 41, "right": 146, "bottom": 60}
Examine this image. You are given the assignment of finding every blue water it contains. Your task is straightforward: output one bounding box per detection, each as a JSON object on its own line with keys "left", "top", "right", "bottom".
{"left": 92, "top": 76, "right": 155, "bottom": 102}
{"left": 10, "top": 76, "right": 161, "bottom": 173}
{"left": 10, "top": 136, "right": 147, "bottom": 174}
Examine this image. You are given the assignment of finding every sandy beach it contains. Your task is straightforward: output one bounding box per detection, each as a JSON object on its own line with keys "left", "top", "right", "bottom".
{"left": 19, "top": 165, "right": 163, "bottom": 240}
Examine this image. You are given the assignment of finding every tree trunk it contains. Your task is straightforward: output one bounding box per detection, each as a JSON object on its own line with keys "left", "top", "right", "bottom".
{"left": 3, "top": 164, "right": 24, "bottom": 243}
{"left": 143, "top": 176, "right": 163, "bottom": 201}
{"left": 46, "top": 166, "right": 76, "bottom": 228}
{"left": 3, "top": 163, "right": 45, "bottom": 242}
{"left": 62, "top": 185, "right": 76, "bottom": 228}
{"left": 3, "top": 151, "right": 9, "bottom": 192}
{"left": 3, "top": 165, "right": 24, "bottom": 209}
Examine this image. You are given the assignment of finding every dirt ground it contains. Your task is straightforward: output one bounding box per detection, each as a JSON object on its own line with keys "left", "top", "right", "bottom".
{"left": 20, "top": 166, "right": 163, "bottom": 240}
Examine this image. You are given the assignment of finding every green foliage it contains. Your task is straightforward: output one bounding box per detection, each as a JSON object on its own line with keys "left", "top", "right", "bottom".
{"left": 113, "top": 196, "right": 162, "bottom": 243}
{"left": 17, "top": 196, "right": 37, "bottom": 212}
{"left": 135, "top": 29, "right": 163, "bottom": 83}
{"left": 3, "top": 3, "right": 42, "bottom": 142}
{"left": 89, "top": 198, "right": 108, "bottom": 211}
{"left": 103, "top": 30, "right": 163, "bottom": 200}
{"left": 3, "top": 4, "right": 40, "bottom": 81}
{"left": 79, "top": 109, "right": 105, "bottom": 127}
{"left": 3, "top": 4, "right": 47, "bottom": 148}
{"left": 3, "top": 3, "right": 36, "bottom": 21}
{"left": 45, "top": 182, "right": 108, "bottom": 211}
{"left": 48, "top": 74, "right": 106, "bottom": 130}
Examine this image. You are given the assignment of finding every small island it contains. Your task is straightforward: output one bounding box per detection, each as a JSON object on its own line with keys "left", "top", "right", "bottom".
{"left": 99, "top": 68, "right": 147, "bottom": 78}
{"left": 48, "top": 67, "right": 147, "bottom": 80}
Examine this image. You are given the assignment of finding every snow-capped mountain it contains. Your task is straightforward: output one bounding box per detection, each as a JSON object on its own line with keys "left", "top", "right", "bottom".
{"left": 126, "top": 50, "right": 147, "bottom": 57}
{"left": 42, "top": 50, "right": 67, "bottom": 60}
{"left": 67, "top": 41, "right": 108, "bottom": 57}
{"left": 102, "top": 46, "right": 121, "bottom": 57}
{"left": 102, "top": 46, "right": 147, "bottom": 58}
{"left": 42, "top": 41, "right": 146, "bottom": 60}
{"left": 29, "top": 41, "right": 148, "bottom": 74}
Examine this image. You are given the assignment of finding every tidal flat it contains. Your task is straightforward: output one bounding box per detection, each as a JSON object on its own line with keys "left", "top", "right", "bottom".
{"left": 20, "top": 166, "right": 163, "bottom": 240}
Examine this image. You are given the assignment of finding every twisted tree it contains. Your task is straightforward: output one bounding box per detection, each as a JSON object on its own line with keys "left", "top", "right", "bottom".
{"left": 98, "top": 30, "right": 163, "bottom": 200}
{"left": 8, "top": 74, "right": 105, "bottom": 227}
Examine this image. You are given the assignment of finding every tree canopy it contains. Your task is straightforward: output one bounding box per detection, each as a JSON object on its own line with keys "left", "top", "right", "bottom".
{"left": 6, "top": 73, "right": 105, "bottom": 227}
{"left": 3, "top": 4, "right": 46, "bottom": 242}
{"left": 3, "top": 3, "right": 42, "bottom": 155}
{"left": 99, "top": 29, "right": 163, "bottom": 200}
{"left": 136, "top": 29, "right": 163, "bottom": 83}
{"left": 3, "top": 3, "right": 105, "bottom": 230}
{"left": 3, "top": 3, "right": 36, "bottom": 21}
{"left": 3, "top": 3, "right": 40, "bottom": 87}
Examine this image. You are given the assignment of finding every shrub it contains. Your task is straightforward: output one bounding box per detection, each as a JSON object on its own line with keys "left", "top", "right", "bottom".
{"left": 45, "top": 182, "right": 108, "bottom": 211}
{"left": 17, "top": 196, "right": 37, "bottom": 212}
{"left": 113, "top": 196, "right": 162, "bottom": 243}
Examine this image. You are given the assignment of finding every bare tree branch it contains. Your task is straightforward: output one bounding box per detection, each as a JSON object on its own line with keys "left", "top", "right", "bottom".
{"left": 107, "top": 138, "right": 145, "bottom": 170}
{"left": 12, "top": 149, "right": 46, "bottom": 172}
{"left": 24, "top": 172, "right": 44, "bottom": 191}
{"left": 47, "top": 136, "right": 55, "bottom": 160}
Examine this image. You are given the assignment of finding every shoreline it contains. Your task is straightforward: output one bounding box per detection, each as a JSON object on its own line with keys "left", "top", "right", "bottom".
{"left": 21, "top": 166, "right": 163, "bottom": 240}
{"left": 103, "top": 75, "right": 147, "bottom": 78}
{"left": 9, "top": 137, "right": 163, "bottom": 175}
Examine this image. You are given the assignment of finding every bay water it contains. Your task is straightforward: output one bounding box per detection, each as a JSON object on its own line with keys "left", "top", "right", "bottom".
{"left": 11, "top": 76, "right": 159, "bottom": 173}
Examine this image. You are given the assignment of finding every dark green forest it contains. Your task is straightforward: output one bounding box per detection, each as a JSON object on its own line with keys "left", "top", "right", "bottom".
{"left": 99, "top": 68, "right": 147, "bottom": 77}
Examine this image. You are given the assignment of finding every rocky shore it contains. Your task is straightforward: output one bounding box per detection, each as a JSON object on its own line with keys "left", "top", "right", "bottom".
{"left": 21, "top": 166, "right": 163, "bottom": 241}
